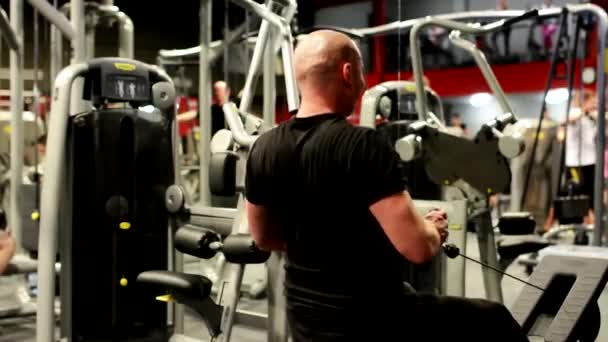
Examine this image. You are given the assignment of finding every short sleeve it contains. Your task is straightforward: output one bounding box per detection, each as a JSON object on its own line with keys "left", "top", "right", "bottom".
{"left": 349, "top": 129, "right": 407, "bottom": 207}
{"left": 245, "top": 136, "right": 270, "bottom": 205}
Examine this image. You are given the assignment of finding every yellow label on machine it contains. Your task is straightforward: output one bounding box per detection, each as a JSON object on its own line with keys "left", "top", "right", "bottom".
{"left": 3, "top": 125, "right": 10, "bottom": 134}
{"left": 449, "top": 224, "right": 463, "bottom": 231}
{"left": 114, "top": 63, "right": 136, "bottom": 72}
{"left": 404, "top": 83, "right": 417, "bottom": 92}
{"left": 156, "top": 294, "right": 174, "bottom": 302}
{"left": 119, "top": 222, "right": 131, "bottom": 230}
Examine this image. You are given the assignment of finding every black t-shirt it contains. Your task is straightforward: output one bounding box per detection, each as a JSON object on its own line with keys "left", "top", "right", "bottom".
{"left": 245, "top": 113, "right": 407, "bottom": 334}
{"left": 211, "top": 104, "right": 225, "bottom": 137}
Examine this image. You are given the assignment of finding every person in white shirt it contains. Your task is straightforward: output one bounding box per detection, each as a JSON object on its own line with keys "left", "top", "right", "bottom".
{"left": 544, "top": 90, "right": 597, "bottom": 230}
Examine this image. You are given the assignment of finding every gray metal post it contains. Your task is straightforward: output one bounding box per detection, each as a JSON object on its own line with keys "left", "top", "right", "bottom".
{"left": 36, "top": 63, "right": 88, "bottom": 342}
{"left": 70, "top": 0, "right": 86, "bottom": 114}
{"left": 267, "top": 252, "right": 288, "bottom": 342}
{"left": 449, "top": 31, "right": 514, "bottom": 116}
{"left": 263, "top": 26, "right": 276, "bottom": 126}
{"left": 116, "top": 11, "right": 134, "bottom": 58}
{"left": 475, "top": 210, "right": 503, "bottom": 303}
{"left": 85, "top": 25, "right": 95, "bottom": 59}
{"left": 9, "top": 0, "right": 23, "bottom": 249}
{"left": 50, "top": 25, "right": 62, "bottom": 82}
{"left": 198, "top": 0, "right": 212, "bottom": 206}
{"left": 587, "top": 6, "right": 608, "bottom": 246}
{"left": 26, "top": 0, "right": 75, "bottom": 39}
{"left": 239, "top": 13, "right": 271, "bottom": 114}
{"left": 280, "top": 35, "right": 299, "bottom": 111}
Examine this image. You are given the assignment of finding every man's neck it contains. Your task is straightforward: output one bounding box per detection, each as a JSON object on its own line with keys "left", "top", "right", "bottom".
{"left": 296, "top": 100, "right": 342, "bottom": 119}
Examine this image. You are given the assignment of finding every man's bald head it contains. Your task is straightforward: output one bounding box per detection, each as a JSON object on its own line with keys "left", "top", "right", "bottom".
{"left": 294, "top": 30, "right": 366, "bottom": 116}
{"left": 213, "top": 80, "right": 230, "bottom": 105}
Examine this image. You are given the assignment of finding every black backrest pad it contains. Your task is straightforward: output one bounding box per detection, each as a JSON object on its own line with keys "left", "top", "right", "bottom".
{"left": 510, "top": 255, "right": 608, "bottom": 341}
{"left": 68, "top": 108, "right": 173, "bottom": 340}
{"left": 209, "top": 152, "right": 238, "bottom": 196}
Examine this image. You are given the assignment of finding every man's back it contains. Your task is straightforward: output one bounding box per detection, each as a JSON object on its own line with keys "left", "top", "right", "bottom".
{"left": 246, "top": 114, "right": 407, "bottom": 333}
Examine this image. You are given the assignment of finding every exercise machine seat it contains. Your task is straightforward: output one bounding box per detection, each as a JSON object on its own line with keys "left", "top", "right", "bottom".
{"left": 137, "top": 271, "right": 213, "bottom": 299}
{"left": 137, "top": 270, "right": 223, "bottom": 337}
{"left": 497, "top": 235, "right": 552, "bottom": 260}
{"left": 209, "top": 152, "right": 239, "bottom": 196}
{"left": 497, "top": 212, "right": 536, "bottom": 235}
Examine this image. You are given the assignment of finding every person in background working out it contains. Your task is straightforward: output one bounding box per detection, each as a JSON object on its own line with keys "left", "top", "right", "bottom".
{"left": 492, "top": 0, "right": 511, "bottom": 58}
{"left": 447, "top": 113, "right": 470, "bottom": 138}
{"left": 211, "top": 81, "right": 231, "bottom": 137}
{"left": 245, "top": 30, "right": 528, "bottom": 341}
{"left": 563, "top": 89, "right": 597, "bottom": 223}
{"left": 544, "top": 89, "right": 597, "bottom": 230}
{"left": 177, "top": 80, "right": 231, "bottom": 139}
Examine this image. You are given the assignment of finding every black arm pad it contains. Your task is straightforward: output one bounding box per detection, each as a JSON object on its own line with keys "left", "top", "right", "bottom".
{"left": 175, "top": 226, "right": 220, "bottom": 259}
{"left": 222, "top": 234, "right": 271, "bottom": 264}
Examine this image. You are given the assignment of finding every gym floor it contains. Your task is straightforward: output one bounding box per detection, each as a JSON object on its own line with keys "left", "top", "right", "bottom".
{"left": 1, "top": 232, "right": 606, "bottom": 342}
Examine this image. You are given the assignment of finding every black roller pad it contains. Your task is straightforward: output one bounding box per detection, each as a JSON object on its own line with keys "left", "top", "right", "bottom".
{"left": 510, "top": 254, "right": 608, "bottom": 342}
{"left": 223, "top": 234, "right": 271, "bottom": 264}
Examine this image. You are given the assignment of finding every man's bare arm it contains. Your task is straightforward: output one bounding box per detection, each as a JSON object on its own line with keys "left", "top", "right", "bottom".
{"left": 369, "top": 191, "right": 442, "bottom": 264}
{"left": 0, "top": 232, "right": 16, "bottom": 274}
{"left": 177, "top": 110, "right": 198, "bottom": 122}
{"left": 246, "top": 200, "right": 286, "bottom": 251}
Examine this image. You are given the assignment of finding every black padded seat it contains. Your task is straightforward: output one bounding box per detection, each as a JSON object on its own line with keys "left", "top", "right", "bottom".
{"left": 137, "top": 270, "right": 213, "bottom": 299}
{"left": 497, "top": 235, "right": 553, "bottom": 260}
{"left": 137, "top": 270, "right": 223, "bottom": 337}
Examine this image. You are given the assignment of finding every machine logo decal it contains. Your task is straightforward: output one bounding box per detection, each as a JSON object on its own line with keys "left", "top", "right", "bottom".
{"left": 114, "top": 63, "right": 136, "bottom": 71}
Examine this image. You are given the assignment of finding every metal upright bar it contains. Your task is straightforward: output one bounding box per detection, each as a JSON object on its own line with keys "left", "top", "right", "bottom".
{"left": 263, "top": 25, "right": 276, "bottom": 126}
{"left": 115, "top": 10, "right": 134, "bottom": 58}
{"left": 280, "top": 33, "right": 299, "bottom": 111}
{"left": 239, "top": 6, "right": 272, "bottom": 114}
{"left": 581, "top": 5, "right": 608, "bottom": 246}
{"left": 9, "top": 0, "right": 24, "bottom": 251}
{"left": 27, "top": 0, "right": 75, "bottom": 39}
{"left": 85, "top": 25, "right": 95, "bottom": 59}
{"left": 449, "top": 31, "right": 514, "bottom": 116}
{"left": 0, "top": 7, "right": 19, "bottom": 50}
{"left": 70, "top": 0, "right": 86, "bottom": 114}
{"left": 198, "top": 0, "right": 212, "bottom": 220}
{"left": 36, "top": 63, "right": 88, "bottom": 342}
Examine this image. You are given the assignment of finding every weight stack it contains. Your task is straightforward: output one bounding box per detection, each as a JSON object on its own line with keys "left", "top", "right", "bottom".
{"left": 63, "top": 107, "right": 174, "bottom": 341}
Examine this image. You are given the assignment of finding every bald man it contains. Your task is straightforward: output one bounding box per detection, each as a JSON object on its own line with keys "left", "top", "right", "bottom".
{"left": 245, "top": 30, "right": 527, "bottom": 341}
{"left": 211, "top": 81, "right": 231, "bottom": 136}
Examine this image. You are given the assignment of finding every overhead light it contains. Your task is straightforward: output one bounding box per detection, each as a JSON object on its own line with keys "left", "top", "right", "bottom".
{"left": 582, "top": 67, "right": 596, "bottom": 85}
{"left": 545, "top": 88, "right": 569, "bottom": 105}
{"left": 469, "top": 92, "right": 492, "bottom": 107}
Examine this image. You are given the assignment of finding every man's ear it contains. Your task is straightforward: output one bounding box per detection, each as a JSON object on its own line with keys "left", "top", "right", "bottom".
{"left": 342, "top": 62, "right": 353, "bottom": 87}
